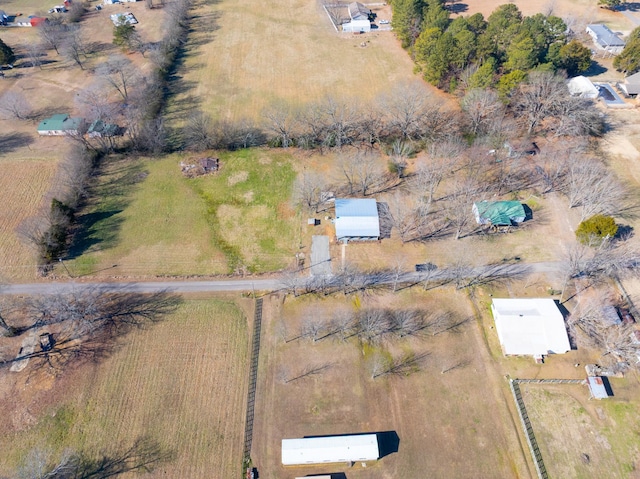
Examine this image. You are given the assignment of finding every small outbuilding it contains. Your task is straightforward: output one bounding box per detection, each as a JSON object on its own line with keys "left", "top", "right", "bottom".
{"left": 282, "top": 434, "right": 379, "bottom": 466}
{"left": 472, "top": 201, "right": 526, "bottom": 226}
{"left": 619, "top": 70, "right": 640, "bottom": 96}
{"left": 87, "top": 119, "right": 120, "bottom": 138}
{"left": 567, "top": 76, "right": 600, "bottom": 99}
{"left": 587, "top": 376, "right": 609, "bottom": 399}
{"left": 491, "top": 298, "right": 571, "bottom": 358}
{"left": 111, "top": 12, "right": 138, "bottom": 25}
{"left": 586, "top": 24, "right": 626, "bottom": 54}
{"left": 37, "top": 114, "right": 84, "bottom": 136}
{"left": 334, "top": 198, "right": 380, "bottom": 242}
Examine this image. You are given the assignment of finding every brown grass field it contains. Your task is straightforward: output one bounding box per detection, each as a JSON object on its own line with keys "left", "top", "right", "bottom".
{"left": 521, "top": 381, "right": 640, "bottom": 479}
{"left": 166, "top": 0, "right": 440, "bottom": 124}
{"left": 0, "top": 297, "right": 251, "bottom": 477}
{"left": 252, "top": 290, "right": 533, "bottom": 479}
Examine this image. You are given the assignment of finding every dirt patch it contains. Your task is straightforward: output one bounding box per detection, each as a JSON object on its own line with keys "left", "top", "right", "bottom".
{"left": 228, "top": 170, "right": 249, "bottom": 186}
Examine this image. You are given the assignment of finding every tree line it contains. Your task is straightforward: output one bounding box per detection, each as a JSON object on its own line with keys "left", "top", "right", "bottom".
{"left": 392, "top": 1, "right": 592, "bottom": 91}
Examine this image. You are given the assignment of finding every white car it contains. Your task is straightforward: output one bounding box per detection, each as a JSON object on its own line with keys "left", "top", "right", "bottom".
{"left": 379, "top": 19, "right": 390, "bottom": 24}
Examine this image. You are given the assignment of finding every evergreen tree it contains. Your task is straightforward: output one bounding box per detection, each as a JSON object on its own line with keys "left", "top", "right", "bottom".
{"left": 614, "top": 27, "right": 640, "bottom": 74}
{"left": 392, "top": 0, "right": 426, "bottom": 48}
{"left": 0, "top": 38, "right": 15, "bottom": 66}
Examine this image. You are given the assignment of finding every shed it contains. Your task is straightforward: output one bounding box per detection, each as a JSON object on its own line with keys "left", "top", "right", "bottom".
{"left": 587, "top": 376, "right": 609, "bottom": 399}
{"left": 282, "top": 434, "right": 379, "bottom": 466}
{"left": 491, "top": 298, "right": 571, "bottom": 357}
{"left": 567, "top": 76, "right": 599, "bottom": 99}
{"left": 348, "top": 2, "right": 371, "bottom": 20}
{"left": 37, "top": 114, "right": 84, "bottom": 136}
{"left": 472, "top": 201, "right": 526, "bottom": 226}
{"left": 334, "top": 198, "right": 380, "bottom": 242}
{"left": 586, "top": 24, "right": 625, "bottom": 54}
{"left": 29, "top": 16, "right": 48, "bottom": 27}
{"left": 87, "top": 119, "right": 120, "bottom": 138}
{"left": 110, "top": 12, "right": 138, "bottom": 25}
{"left": 619, "top": 70, "right": 640, "bottom": 96}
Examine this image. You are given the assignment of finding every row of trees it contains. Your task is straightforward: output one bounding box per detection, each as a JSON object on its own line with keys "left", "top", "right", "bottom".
{"left": 393, "top": 2, "right": 592, "bottom": 91}
{"left": 182, "top": 72, "right": 603, "bottom": 157}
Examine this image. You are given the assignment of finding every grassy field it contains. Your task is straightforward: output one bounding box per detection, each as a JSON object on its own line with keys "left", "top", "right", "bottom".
{"left": 0, "top": 298, "right": 251, "bottom": 478}
{"left": 521, "top": 382, "right": 640, "bottom": 479}
{"left": 252, "top": 290, "right": 530, "bottom": 479}
{"left": 65, "top": 149, "right": 298, "bottom": 277}
{"left": 166, "top": 0, "right": 437, "bottom": 125}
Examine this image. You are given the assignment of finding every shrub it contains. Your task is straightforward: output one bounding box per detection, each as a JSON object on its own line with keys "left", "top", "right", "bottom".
{"left": 576, "top": 214, "right": 618, "bottom": 245}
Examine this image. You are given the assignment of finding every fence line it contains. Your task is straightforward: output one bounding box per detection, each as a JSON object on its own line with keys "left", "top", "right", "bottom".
{"left": 509, "top": 379, "right": 549, "bottom": 479}
{"left": 243, "top": 298, "right": 264, "bottom": 463}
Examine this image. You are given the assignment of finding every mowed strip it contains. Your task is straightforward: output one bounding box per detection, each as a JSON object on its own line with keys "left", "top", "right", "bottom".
{"left": 70, "top": 299, "right": 250, "bottom": 477}
{"left": 172, "top": 0, "right": 425, "bottom": 123}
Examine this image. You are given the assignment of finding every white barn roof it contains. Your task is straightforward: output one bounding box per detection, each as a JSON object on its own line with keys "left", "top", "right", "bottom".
{"left": 335, "top": 198, "right": 380, "bottom": 240}
{"left": 491, "top": 298, "right": 571, "bottom": 356}
{"left": 282, "top": 434, "right": 379, "bottom": 465}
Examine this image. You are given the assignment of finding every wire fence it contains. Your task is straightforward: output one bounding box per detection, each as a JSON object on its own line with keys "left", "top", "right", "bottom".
{"left": 509, "top": 378, "right": 586, "bottom": 479}
{"left": 243, "top": 298, "right": 263, "bottom": 463}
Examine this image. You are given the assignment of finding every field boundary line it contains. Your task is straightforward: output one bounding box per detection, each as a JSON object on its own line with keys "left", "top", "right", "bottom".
{"left": 243, "top": 297, "right": 264, "bottom": 465}
{"left": 509, "top": 378, "right": 585, "bottom": 479}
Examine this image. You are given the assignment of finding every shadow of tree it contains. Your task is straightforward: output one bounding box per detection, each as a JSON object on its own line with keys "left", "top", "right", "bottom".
{"left": 67, "top": 159, "right": 147, "bottom": 259}
{"left": 0, "top": 132, "right": 34, "bottom": 153}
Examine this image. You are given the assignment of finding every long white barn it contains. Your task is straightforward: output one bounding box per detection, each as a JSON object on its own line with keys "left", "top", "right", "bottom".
{"left": 282, "top": 434, "right": 379, "bottom": 465}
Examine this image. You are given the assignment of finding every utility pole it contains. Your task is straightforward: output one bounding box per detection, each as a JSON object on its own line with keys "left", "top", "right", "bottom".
{"left": 58, "top": 258, "right": 73, "bottom": 278}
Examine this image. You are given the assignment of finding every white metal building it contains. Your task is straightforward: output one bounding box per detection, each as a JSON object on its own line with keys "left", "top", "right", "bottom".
{"left": 567, "top": 76, "right": 600, "bottom": 99}
{"left": 587, "top": 376, "right": 609, "bottom": 399}
{"left": 491, "top": 298, "right": 571, "bottom": 357}
{"left": 334, "top": 198, "right": 380, "bottom": 242}
{"left": 282, "top": 434, "right": 379, "bottom": 465}
{"left": 342, "top": 19, "right": 371, "bottom": 33}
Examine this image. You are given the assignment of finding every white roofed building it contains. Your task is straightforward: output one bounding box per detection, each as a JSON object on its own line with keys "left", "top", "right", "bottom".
{"left": 491, "top": 298, "right": 571, "bottom": 358}
{"left": 282, "top": 434, "right": 379, "bottom": 465}
{"left": 334, "top": 198, "right": 380, "bottom": 242}
{"left": 567, "top": 76, "right": 599, "bottom": 99}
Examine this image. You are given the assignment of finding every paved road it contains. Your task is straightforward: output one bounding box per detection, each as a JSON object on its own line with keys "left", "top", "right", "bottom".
{"left": 0, "top": 262, "right": 563, "bottom": 296}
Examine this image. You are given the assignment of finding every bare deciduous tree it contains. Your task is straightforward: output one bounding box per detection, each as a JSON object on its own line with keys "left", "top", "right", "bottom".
{"left": 23, "top": 42, "right": 47, "bottom": 69}
{"left": 97, "top": 55, "right": 139, "bottom": 102}
{"left": 0, "top": 90, "right": 33, "bottom": 120}
{"left": 62, "top": 26, "right": 88, "bottom": 69}
{"left": 39, "top": 18, "right": 67, "bottom": 55}
{"left": 263, "top": 102, "right": 298, "bottom": 148}
{"left": 513, "top": 71, "right": 568, "bottom": 135}
{"left": 461, "top": 88, "right": 505, "bottom": 136}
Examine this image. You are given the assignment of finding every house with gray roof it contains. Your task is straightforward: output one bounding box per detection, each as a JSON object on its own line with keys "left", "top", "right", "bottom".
{"left": 619, "top": 70, "right": 640, "bottom": 96}
{"left": 586, "top": 24, "right": 626, "bottom": 54}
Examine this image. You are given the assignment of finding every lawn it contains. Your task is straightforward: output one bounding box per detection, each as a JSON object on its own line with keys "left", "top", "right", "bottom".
{"left": 0, "top": 298, "right": 251, "bottom": 478}
{"left": 66, "top": 149, "right": 298, "bottom": 277}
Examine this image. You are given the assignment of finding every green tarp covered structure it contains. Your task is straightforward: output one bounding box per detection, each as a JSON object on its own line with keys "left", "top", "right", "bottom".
{"left": 473, "top": 201, "right": 526, "bottom": 226}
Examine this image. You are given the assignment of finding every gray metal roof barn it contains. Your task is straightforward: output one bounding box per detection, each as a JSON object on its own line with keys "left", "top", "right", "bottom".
{"left": 282, "top": 434, "right": 379, "bottom": 465}
{"left": 334, "top": 198, "right": 380, "bottom": 242}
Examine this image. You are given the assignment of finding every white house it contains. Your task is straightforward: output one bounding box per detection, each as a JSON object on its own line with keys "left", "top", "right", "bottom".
{"left": 567, "top": 76, "right": 600, "bottom": 99}
{"left": 282, "top": 434, "right": 379, "bottom": 466}
{"left": 491, "top": 298, "right": 571, "bottom": 358}
{"left": 343, "top": 1, "right": 371, "bottom": 32}
{"left": 586, "top": 24, "right": 626, "bottom": 54}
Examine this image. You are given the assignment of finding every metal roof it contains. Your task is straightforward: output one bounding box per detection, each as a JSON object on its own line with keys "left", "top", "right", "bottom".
{"left": 587, "top": 376, "right": 609, "bottom": 399}
{"left": 335, "top": 198, "right": 380, "bottom": 239}
{"left": 282, "top": 434, "right": 379, "bottom": 465}
{"left": 491, "top": 299, "right": 571, "bottom": 356}
{"left": 37, "top": 114, "right": 83, "bottom": 132}
{"left": 473, "top": 201, "right": 525, "bottom": 226}
{"left": 348, "top": 2, "right": 371, "bottom": 20}
{"left": 587, "top": 24, "right": 626, "bottom": 47}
